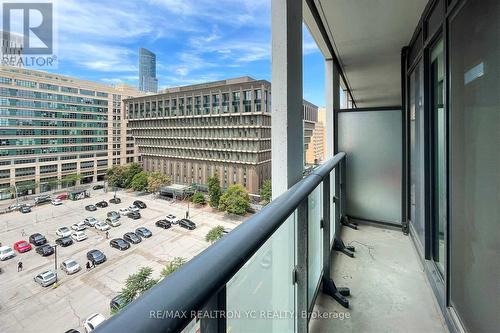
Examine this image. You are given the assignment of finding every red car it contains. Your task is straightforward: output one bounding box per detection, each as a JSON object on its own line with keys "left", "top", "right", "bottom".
{"left": 13, "top": 240, "right": 32, "bottom": 253}
{"left": 56, "top": 193, "right": 68, "bottom": 200}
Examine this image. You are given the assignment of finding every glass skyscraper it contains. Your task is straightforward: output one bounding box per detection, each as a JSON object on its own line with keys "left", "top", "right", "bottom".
{"left": 138, "top": 48, "right": 158, "bottom": 93}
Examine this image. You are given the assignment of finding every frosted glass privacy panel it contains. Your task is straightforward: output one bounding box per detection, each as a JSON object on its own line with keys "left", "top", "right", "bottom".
{"left": 338, "top": 110, "right": 402, "bottom": 224}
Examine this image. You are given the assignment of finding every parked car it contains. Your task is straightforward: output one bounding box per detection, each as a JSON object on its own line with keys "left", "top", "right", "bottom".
{"left": 95, "top": 200, "right": 108, "bottom": 208}
{"left": 93, "top": 184, "right": 104, "bottom": 190}
{"left": 29, "top": 233, "right": 47, "bottom": 246}
{"left": 85, "top": 204, "right": 97, "bottom": 212}
{"left": 8, "top": 203, "right": 21, "bottom": 211}
{"left": 135, "top": 227, "right": 152, "bottom": 238}
{"left": 56, "top": 193, "right": 68, "bottom": 200}
{"left": 95, "top": 221, "right": 111, "bottom": 231}
{"left": 36, "top": 244, "right": 54, "bottom": 256}
{"left": 71, "top": 222, "right": 87, "bottom": 231}
{"left": 87, "top": 250, "right": 106, "bottom": 265}
{"left": 0, "top": 246, "right": 16, "bottom": 261}
{"left": 165, "top": 214, "right": 178, "bottom": 224}
{"left": 110, "top": 294, "right": 126, "bottom": 312}
{"left": 109, "top": 197, "right": 121, "bottom": 204}
{"left": 60, "top": 259, "right": 81, "bottom": 275}
{"left": 128, "top": 205, "right": 140, "bottom": 213}
{"left": 119, "top": 208, "right": 130, "bottom": 216}
{"left": 71, "top": 231, "right": 88, "bottom": 242}
{"left": 56, "top": 236, "right": 74, "bottom": 247}
{"left": 127, "top": 211, "right": 141, "bottom": 220}
{"left": 13, "top": 240, "right": 32, "bottom": 253}
{"left": 123, "top": 232, "right": 141, "bottom": 244}
{"left": 155, "top": 219, "right": 171, "bottom": 229}
{"left": 51, "top": 198, "right": 63, "bottom": 206}
{"left": 106, "top": 218, "right": 121, "bottom": 227}
{"left": 107, "top": 211, "right": 120, "bottom": 219}
{"left": 20, "top": 205, "right": 32, "bottom": 214}
{"left": 34, "top": 195, "right": 51, "bottom": 205}
{"left": 84, "top": 313, "right": 105, "bottom": 332}
{"left": 84, "top": 217, "right": 98, "bottom": 227}
{"left": 109, "top": 238, "right": 130, "bottom": 251}
{"left": 133, "top": 200, "right": 147, "bottom": 209}
{"left": 34, "top": 270, "right": 57, "bottom": 287}
{"left": 179, "top": 219, "right": 196, "bottom": 230}
{"left": 56, "top": 226, "right": 72, "bottom": 238}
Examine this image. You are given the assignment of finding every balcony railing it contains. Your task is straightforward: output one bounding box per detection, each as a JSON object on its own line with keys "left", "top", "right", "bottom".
{"left": 95, "top": 152, "right": 347, "bottom": 333}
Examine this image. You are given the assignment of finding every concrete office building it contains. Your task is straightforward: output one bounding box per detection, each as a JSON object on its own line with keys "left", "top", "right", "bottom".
{"left": 138, "top": 48, "right": 158, "bottom": 93}
{"left": 0, "top": 66, "right": 143, "bottom": 199}
{"left": 126, "top": 77, "right": 318, "bottom": 194}
{"left": 305, "top": 107, "right": 325, "bottom": 165}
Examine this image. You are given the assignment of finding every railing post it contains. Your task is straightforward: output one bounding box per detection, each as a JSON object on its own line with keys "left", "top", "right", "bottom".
{"left": 322, "top": 176, "right": 331, "bottom": 278}
{"left": 200, "top": 285, "right": 226, "bottom": 333}
{"left": 296, "top": 198, "right": 308, "bottom": 333}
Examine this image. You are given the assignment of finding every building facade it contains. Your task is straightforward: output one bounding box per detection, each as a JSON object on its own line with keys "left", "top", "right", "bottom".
{"left": 127, "top": 77, "right": 271, "bottom": 194}
{"left": 0, "top": 66, "right": 142, "bottom": 199}
{"left": 138, "top": 48, "right": 158, "bottom": 93}
{"left": 305, "top": 107, "right": 325, "bottom": 165}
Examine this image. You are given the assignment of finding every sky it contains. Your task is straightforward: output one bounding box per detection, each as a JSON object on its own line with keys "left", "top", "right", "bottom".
{"left": 47, "top": 0, "right": 325, "bottom": 106}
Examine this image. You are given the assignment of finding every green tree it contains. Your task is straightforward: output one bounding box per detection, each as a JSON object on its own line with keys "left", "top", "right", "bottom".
{"left": 124, "top": 163, "right": 143, "bottom": 188}
{"left": 218, "top": 184, "right": 250, "bottom": 215}
{"left": 160, "top": 257, "right": 186, "bottom": 278}
{"left": 61, "top": 173, "right": 81, "bottom": 190}
{"left": 130, "top": 171, "right": 149, "bottom": 191}
{"left": 207, "top": 173, "right": 222, "bottom": 208}
{"left": 114, "top": 267, "right": 157, "bottom": 314}
{"left": 106, "top": 165, "right": 126, "bottom": 188}
{"left": 191, "top": 192, "right": 206, "bottom": 205}
{"left": 205, "top": 225, "right": 225, "bottom": 243}
{"left": 147, "top": 172, "right": 171, "bottom": 193}
{"left": 260, "top": 179, "right": 272, "bottom": 204}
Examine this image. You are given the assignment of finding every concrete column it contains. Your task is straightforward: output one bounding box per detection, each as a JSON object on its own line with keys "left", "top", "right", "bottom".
{"left": 271, "top": 0, "right": 303, "bottom": 198}
{"left": 325, "top": 60, "right": 340, "bottom": 159}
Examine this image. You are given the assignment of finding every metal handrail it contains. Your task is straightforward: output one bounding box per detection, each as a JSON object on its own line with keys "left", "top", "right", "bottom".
{"left": 95, "top": 152, "right": 346, "bottom": 333}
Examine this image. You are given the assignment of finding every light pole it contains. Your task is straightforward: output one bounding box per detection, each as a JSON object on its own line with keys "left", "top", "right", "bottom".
{"left": 53, "top": 244, "right": 58, "bottom": 283}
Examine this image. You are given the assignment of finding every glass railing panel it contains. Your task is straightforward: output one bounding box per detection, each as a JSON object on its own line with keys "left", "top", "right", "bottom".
{"left": 307, "top": 184, "right": 323, "bottom": 308}
{"left": 330, "top": 169, "right": 336, "bottom": 244}
{"left": 226, "top": 212, "right": 296, "bottom": 333}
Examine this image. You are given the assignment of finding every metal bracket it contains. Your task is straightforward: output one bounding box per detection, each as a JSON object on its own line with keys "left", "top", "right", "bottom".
{"left": 292, "top": 266, "right": 298, "bottom": 285}
{"left": 322, "top": 276, "right": 350, "bottom": 308}
{"left": 332, "top": 196, "right": 339, "bottom": 203}
{"left": 340, "top": 215, "right": 358, "bottom": 230}
{"left": 320, "top": 219, "right": 324, "bottom": 229}
{"left": 333, "top": 238, "right": 355, "bottom": 258}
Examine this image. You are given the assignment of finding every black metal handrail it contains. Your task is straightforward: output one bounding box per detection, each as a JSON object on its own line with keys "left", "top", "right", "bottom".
{"left": 95, "top": 152, "right": 346, "bottom": 333}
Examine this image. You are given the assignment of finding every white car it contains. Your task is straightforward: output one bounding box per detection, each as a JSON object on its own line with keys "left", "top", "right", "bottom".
{"left": 128, "top": 205, "right": 140, "bottom": 213}
{"left": 165, "top": 214, "right": 178, "bottom": 224}
{"left": 106, "top": 218, "right": 121, "bottom": 227}
{"left": 71, "top": 222, "right": 87, "bottom": 231}
{"left": 60, "top": 259, "right": 81, "bottom": 275}
{"left": 51, "top": 198, "right": 63, "bottom": 206}
{"left": 84, "top": 313, "right": 106, "bottom": 332}
{"left": 119, "top": 208, "right": 130, "bottom": 216}
{"left": 95, "top": 221, "right": 111, "bottom": 231}
{"left": 56, "top": 226, "right": 72, "bottom": 238}
{"left": 34, "top": 270, "right": 57, "bottom": 287}
{"left": 71, "top": 231, "right": 88, "bottom": 242}
{"left": 0, "top": 246, "right": 16, "bottom": 261}
{"left": 84, "top": 217, "right": 98, "bottom": 227}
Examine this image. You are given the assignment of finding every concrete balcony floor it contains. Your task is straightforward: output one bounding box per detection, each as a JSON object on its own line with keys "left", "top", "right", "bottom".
{"left": 310, "top": 224, "right": 448, "bottom": 333}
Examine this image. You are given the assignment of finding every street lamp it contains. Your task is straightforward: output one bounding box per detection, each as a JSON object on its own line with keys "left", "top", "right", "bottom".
{"left": 53, "top": 244, "right": 58, "bottom": 283}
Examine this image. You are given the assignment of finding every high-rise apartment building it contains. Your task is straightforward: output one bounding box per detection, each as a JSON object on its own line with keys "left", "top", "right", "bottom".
{"left": 138, "top": 48, "right": 158, "bottom": 93}
{"left": 305, "top": 107, "right": 325, "bottom": 165}
{"left": 0, "top": 66, "right": 143, "bottom": 199}
{"left": 126, "top": 77, "right": 318, "bottom": 194}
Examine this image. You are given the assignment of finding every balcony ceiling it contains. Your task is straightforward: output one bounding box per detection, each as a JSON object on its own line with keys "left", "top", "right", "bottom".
{"left": 304, "top": 0, "right": 428, "bottom": 108}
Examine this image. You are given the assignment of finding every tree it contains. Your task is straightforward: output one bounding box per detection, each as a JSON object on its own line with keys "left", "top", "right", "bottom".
{"left": 218, "top": 184, "right": 250, "bottom": 215}
{"left": 191, "top": 192, "right": 206, "bottom": 205}
{"left": 260, "top": 179, "right": 272, "bottom": 204}
{"left": 124, "top": 163, "right": 143, "bottom": 188}
{"left": 147, "top": 172, "right": 170, "bottom": 193}
{"left": 160, "top": 257, "right": 186, "bottom": 278}
{"left": 61, "top": 173, "right": 81, "bottom": 189}
{"left": 114, "top": 267, "right": 157, "bottom": 314}
{"left": 130, "top": 171, "right": 149, "bottom": 191}
{"left": 205, "top": 225, "right": 225, "bottom": 243}
{"left": 207, "top": 173, "right": 222, "bottom": 208}
{"left": 106, "top": 165, "right": 126, "bottom": 188}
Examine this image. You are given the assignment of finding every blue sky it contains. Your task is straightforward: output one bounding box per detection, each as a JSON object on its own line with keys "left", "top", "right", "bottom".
{"left": 50, "top": 0, "right": 325, "bottom": 106}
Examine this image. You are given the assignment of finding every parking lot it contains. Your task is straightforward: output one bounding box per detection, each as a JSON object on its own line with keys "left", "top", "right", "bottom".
{"left": 0, "top": 189, "right": 244, "bottom": 333}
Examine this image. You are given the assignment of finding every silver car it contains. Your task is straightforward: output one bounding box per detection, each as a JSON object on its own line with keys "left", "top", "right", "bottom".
{"left": 84, "top": 217, "right": 98, "bottom": 227}
{"left": 34, "top": 270, "right": 57, "bottom": 287}
{"left": 61, "top": 259, "right": 81, "bottom": 275}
